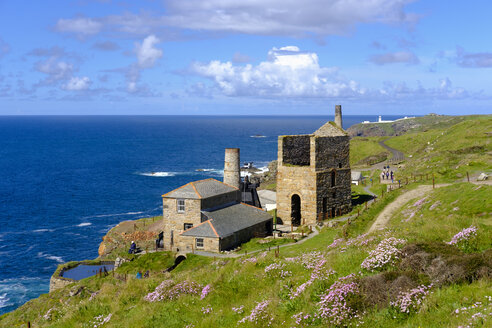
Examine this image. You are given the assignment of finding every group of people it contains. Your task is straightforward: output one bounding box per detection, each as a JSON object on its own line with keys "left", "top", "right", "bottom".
{"left": 381, "top": 165, "right": 394, "bottom": 182}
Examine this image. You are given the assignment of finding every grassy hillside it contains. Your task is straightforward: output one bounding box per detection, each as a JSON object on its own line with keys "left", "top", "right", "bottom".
{"left": 350, "top": 137, "right": 388, "bottom": 166}
{"left": 2, "top": 182, "right": 490, "bottom": 328}
{"left": 386, "top": 116, "right": 492, "bottom": 181}
{"left": 346, "top": 114, "right": 471, "bottom": 137}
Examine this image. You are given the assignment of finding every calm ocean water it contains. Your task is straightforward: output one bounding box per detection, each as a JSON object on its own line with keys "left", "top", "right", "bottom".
{"left": 0, "top": 115, "right": 406, "bottom": 314}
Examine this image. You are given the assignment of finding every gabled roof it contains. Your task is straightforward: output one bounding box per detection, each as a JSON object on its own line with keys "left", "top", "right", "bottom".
{"left": 181, "top": 203, "right": 272, "bottom": 238}
{"left": 162, "top": 178, "right": 239, "bottom": 199}
{"left": 313, "top": 121, "right": 347, "bottom": 137}
{"left": 181, "top": 220, "right": 218, "bottom": 238}
{"left": 351, "top": 171, "right": 363, "bottom": 180}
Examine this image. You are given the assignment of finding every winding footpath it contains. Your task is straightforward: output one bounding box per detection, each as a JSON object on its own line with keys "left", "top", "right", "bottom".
{"left": 379, "top": 138, "right": 405, "bottom": 164}
{"left": 367, "top": 180, "right": 491, "bottom": 233}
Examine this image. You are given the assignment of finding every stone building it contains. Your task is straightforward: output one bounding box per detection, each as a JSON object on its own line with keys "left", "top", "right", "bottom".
{"left": 276, "top": 105, "right": 352, "bottom": 226}
{"left": 162, "top": 178, "right": 272, "bottom": 253}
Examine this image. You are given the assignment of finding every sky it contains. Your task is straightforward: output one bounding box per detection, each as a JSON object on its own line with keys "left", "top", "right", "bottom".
{"left": 0, "top": 0, "right": 491, "bottom": 115}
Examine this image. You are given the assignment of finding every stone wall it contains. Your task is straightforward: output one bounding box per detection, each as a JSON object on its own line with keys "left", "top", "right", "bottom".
{"left": 49, "top": 276, "right": 73, "bottom": 293}
{"left": 314, "top": 136, "right": 350, "bottom": 170}
{"left": 176, "top": 235, "right": 220, "bottom": 253}
{"left": 316, "top": 168, "right": 352, "bottom": 217}
{"left": 281, "top": 135, "right": 311, "bottom": 166}
{"left": 162, "top": 198, "right": 202, "bottom": 249}
{"left": 276, "top": 164, "right": 317, "bottom": 226}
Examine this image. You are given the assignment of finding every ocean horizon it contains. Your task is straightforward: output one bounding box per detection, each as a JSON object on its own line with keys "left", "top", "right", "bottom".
{"left": 0, "top": 114, "right": 410, "bottom": 314}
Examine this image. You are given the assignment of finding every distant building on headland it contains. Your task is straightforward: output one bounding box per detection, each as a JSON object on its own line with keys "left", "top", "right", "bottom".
{"left": 276, "top": 105, "right": 352, "bottom": 226}
{"left": 362, "top": 115, "right": 416, "bottom": 124}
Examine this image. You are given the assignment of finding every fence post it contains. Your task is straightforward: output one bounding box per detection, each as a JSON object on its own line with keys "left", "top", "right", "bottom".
{"left": 467, "top": 172, "right": 470, "bottom": 182}
{"left": 433, "top": 176, "right": 435, "bottom": 189}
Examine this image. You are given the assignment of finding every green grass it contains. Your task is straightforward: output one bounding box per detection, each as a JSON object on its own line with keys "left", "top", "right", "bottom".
{"left": 238, "top": 237, "right": 295, "bottom": 253}
{"left": 350, "top": 136, "right": 388, "bottom": 166}
{"left": 3, "top": 181, "right": 490, "bottom": 328}
{"left": 385, "top": 116, "right": 492, "bottom": 183}
{"left": 116, "top": 252, "right": 175, "bottom": 274}
{"left": 387, "top": 183, "right": 492, "bottom": 251}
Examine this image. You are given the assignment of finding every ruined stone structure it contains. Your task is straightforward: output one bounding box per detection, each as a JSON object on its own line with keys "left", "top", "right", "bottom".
{"left": 276, "top": 105, "right": 352, "bottom": 226}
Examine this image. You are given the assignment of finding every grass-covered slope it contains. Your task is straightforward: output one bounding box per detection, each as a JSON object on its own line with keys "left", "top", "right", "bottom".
{"left": 350, "top": 136, "right": 389, "bottom": 166}
{"left": 386, "top": 116, "right": 492, "bottom": 181}
{"left": 2, "top": 182, "right": 490, "bottom": 328}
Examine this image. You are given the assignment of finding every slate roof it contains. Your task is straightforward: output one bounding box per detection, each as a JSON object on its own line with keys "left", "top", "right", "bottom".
{"left": 313, "top": 121, "right": 347, "bottom": 137}
{"left": 351, "top": 171, "right": 363, "bottom": 181}
{"left": 162, "top": 178, "right": 238, "bottom": 199}
{"left": 181, "top": 203, "right": 272, "bottom": 238}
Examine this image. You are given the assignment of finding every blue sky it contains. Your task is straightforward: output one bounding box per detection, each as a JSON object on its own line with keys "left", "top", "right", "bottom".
{"left": 0, "top": 0, "right": 491, "bottom": 115}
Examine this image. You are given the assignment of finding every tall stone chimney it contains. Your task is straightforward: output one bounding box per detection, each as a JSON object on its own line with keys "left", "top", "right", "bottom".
{"left": 334, "top": 105, "right": 343, "bottom": 129}
{"left": 224, "top": 148, "right": 240, "bottom": 189}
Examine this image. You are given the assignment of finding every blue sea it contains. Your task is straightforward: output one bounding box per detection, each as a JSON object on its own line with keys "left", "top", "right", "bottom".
{"left": 0, "top": 115, "right": 406, "bottom": 314}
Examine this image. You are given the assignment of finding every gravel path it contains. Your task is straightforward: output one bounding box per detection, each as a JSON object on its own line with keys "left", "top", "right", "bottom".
{"left": 367, "top": 184, "right": 449, "bottom": 233}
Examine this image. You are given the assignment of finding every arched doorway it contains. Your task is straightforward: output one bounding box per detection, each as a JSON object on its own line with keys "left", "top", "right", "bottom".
{"left": 291, "top": 194, "right": 301, "bottom": 226}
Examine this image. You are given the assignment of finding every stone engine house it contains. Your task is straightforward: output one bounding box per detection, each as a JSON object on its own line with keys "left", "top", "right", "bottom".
{"left": 276, "top": 105, "right": 352, "bottom": 226}
{"left": 161, "top": 148, "right": 272, "bottom": 253}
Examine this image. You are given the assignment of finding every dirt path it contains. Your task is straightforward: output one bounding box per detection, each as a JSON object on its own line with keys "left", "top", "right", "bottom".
{"left": 367, "top": 184, "right": 447, "bottom": 233}
{"left": 367, "top": 180, "right": 492, "bottom": 233}
{"left": 378, "top": 138, "right": 405, "bottom": 164}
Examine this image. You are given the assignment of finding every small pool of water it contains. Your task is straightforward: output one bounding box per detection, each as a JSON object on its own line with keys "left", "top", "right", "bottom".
{"left": 61, "top": 264, "right": 114, "bottom": 280}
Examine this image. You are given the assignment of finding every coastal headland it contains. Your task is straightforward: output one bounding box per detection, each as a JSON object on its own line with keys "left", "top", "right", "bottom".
{"left": 1, "top": 114, "right": 491, "bottom": 328}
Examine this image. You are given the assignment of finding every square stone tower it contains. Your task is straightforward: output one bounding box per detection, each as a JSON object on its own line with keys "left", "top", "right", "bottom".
{"left": 276, "top": 106, "right": 351, "bottom": 226}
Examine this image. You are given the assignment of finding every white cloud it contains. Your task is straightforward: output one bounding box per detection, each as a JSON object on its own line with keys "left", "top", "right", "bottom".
{"left": 369, "top": 51, "right": 419, "bottom": 65}
{"left": 135, "top": 35, "right": 162, "bottom": 68}
{"left": 36, "top": 58, "right": 74, "bottom": 82}
{"left": 191, "top": 46, "right": 364, "bottom": 97}
{"left": 190, "top": 46, "right": 471, "bottom": 102}
{"left": 55, "top": 17, "right": 103, "bottom": 38}
{"left": 56, "top": 0, "right": 417, "bottom": 38}
{"left": 63, "top": 77, "right": 91, "bottom": 91}
{"left": 161, "top": 0, "right": 417, "bottom": 37}
{"left": 455, "top": 47, "right": 492, "bottom": 68}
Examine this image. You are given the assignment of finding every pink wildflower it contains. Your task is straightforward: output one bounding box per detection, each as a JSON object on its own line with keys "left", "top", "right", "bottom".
{"left": 447, "top": 226, "right": 477, "bottom": 246}
{"left": 238, "top": 300, "right": 273, "bottom": 326}
{"left": 317, "top": 274, "right": 360, "bottom": 326}
{"left": 200, "top": 284, "right": 212, "bottom": 300}
{"left": 390, "top": 284, "right": 433, "bottom": 314}
{"left": 361, "top": 237, "right": 406, "bottom": 272}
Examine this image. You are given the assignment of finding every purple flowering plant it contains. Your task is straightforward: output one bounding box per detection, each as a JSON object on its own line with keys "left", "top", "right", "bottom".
{"left": 447, "top": 225, "right": 478, "bottom": 252}
{"left": 390, "top": 284, "right": 433, "bottom": 317}
{"left": 361, "top": 237, "right": 406, "bottom": 272}
{"left": 238, "top": 300, "right": 273, "bottom": 326}
{"left": 144, "top": 279, "right": 202, "bottom": 302}
{"left": 317, "top": 274, "right": 361, "bottom": 326}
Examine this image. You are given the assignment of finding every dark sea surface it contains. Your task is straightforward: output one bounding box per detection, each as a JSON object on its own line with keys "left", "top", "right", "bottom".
{"left": 0, "top": 115, "right": 407, "bottom": 314}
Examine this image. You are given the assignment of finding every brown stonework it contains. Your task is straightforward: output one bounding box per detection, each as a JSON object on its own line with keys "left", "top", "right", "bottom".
{"left": 162, "top": 198, "right": 203, "bottom": 250}
{"left": 276, "top": 108, "right": 352, "bottom": 226}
